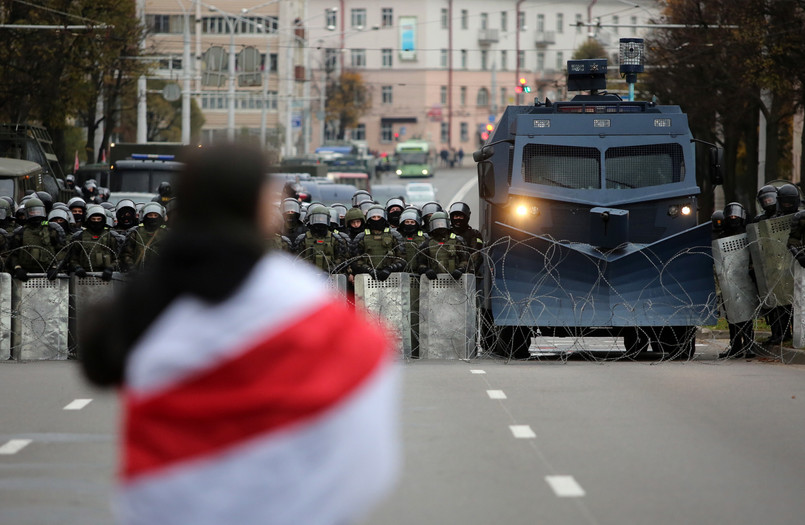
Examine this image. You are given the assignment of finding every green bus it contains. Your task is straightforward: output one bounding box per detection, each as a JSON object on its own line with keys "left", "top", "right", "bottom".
{"left": 395, "top": 140, "right": 434, "bottom": 178}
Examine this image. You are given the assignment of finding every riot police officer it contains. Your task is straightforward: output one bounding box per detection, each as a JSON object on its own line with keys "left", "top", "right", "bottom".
{"left": 765, "top": 183, "right": 800, "bottom": 345}
{"left": 420, "top": 201, "right": 443, "bottom": 231}
{"left": 67, "top": 197, "right": 87, "bottom": 228}
{"left": 121, "top": 202, "right": 167, "bottom": 272}
{"left": 9, "top": 197, "right": 67, "bottom": 280}
{"left": 294, "top": 205, "right": 348, "bottom": 274}
{"left": 351, "top": 190, "right": 372, "bottom": 208}
{"left": 718, "top": 202, "right": 756, "bottom": 359}
{"left": 416, "top": 211, "right": 469, "bottom": 281}
{"left": 114, "top": 199, "right": 139, "bottom": 232}
{"left": 385, "top": 197, "right": 405, "bottom": 229}
{"left": 68, "top": 204, "right": 122, "bottom": 281}
{"left": 331, "top": 203, "right": 348, "bottom": 229}
{"left": 351, "top": 205, "right": 405, "bottom": 281}
{"left": 710, "top": 209, "right": 725, "bottom": 239}
{"left": 397, "top": 207, "right": 428, "bottom": 272}
{"left": 47, "top": 207, "right": 72, "bottom": 235}
{"left": 344, "top": 206, "right": 365, "bottom": 241}
{"left": 448, "top": 201, "right": 483, "bottom": 272}
{"left": 152, "top": 181, "right": 173, "bottom": 205}
{"left": 281, "top": 198, "right": 307, "bottom": 240}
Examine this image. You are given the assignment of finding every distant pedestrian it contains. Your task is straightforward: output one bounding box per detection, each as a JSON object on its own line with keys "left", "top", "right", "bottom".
{"left": 440, "top": 148, "right": 449, "bottom": 168}
{"left": 80, "top": 144, "right": 400, "bottom": 525}
{"left": 457, "top": 148, "right": 464, "bottom": 167}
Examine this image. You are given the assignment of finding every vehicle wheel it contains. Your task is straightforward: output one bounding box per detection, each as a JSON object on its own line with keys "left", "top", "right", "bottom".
{"left": 491, "top": 326, "right": 532, "bottom": 359}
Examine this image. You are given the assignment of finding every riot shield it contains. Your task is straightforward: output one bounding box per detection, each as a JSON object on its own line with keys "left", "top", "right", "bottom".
{"left": 354, "top": 272, "right": 413, "bottom": 357}
{"left": 747, "top": 216, "right": 796, "bottom": 308}
{"left": 712, "top": 234, "right": 759, "bottom": 324}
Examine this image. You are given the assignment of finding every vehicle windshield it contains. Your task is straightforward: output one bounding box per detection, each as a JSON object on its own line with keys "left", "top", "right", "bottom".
{"left": 111, "top": 169, "right": 176, "bottom": 193}
{"left": 398, "top": 152, "right": 428, "bottom": 164}
{"left": 605, "top": 143, "right": 684, "bottom": 189}
{"left": 0, "top": 178, "right": 15, "bottom": 199}
{"left": 522, "top": 144, "right": 600, "bottom": 189}
{"left": 0, "top": 138, "right": 46, "bottom": 166}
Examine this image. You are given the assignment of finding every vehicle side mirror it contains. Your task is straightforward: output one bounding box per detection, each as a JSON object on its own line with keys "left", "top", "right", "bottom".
{"left": 710, "top": 147, "right": 724, "bottom": 186}
{"left": 478, "top": 161, "right": 495, "bottom": 199}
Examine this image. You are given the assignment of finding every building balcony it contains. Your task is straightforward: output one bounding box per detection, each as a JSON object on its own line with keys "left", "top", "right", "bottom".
{"left": 478, "top": 29, "right": 499, "bottom": 45}
{"left": 535, "top": 31, "right": 556, "bottom": 46}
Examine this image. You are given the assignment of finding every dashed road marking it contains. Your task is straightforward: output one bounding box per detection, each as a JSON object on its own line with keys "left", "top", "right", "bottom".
{"left": 470, "top": 369, "right": 486, "bottom": 374}
{"left": 546, "top": 475, "right": 586, "bottom": 497}
{"left": 509, "top": 425, "right": 536, "bottom": 439}
{"left": 0, "top": 439, "right": 32, "bottom": 455}
{"left": 487, "top": 390, "right": 507, "bottom": 400}
{"left": 64, "top": 399, "right": 92, "bottom": 410}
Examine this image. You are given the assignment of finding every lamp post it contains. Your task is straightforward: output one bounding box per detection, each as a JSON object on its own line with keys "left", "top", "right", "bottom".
{"left": 176, "top": 0, "right": 192, "bottom": 145}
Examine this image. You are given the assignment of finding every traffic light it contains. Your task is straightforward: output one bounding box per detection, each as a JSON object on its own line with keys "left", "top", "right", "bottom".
{"left": 518, "top": 77, "right": 531, "bottom": 93}
{"left": 481, "top": 123, "right": 494, "bottom": 141}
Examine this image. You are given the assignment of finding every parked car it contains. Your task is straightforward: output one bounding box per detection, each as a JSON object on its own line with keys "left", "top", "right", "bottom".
{"left": 300, "top": 179, "right": 358, "bottom": 206}
{"left": 405, "top": 182, "right": 438, "bottom": 208}
{"left": 371, "top": 184, "right": 408, "bottom": 206}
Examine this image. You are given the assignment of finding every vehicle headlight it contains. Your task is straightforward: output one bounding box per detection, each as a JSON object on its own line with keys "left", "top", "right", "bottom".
{"left": 681, "top": 205, "right": 692, "bottom": 216}
{"left": 422, "top": 169, "right": 428, "bottom": 175}
{"left": 396, "top": 169, "right": 402, "bottom": 175}
{"left": 515, "top": 205, "right": 529, "bottom": 217}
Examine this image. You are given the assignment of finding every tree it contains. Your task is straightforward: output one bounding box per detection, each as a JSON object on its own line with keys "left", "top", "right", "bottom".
{"left": 572, "top": 39, "right": 607, "bottom": 60}
{"left": 325, "top": 71, "right": 371, "bottom": 140}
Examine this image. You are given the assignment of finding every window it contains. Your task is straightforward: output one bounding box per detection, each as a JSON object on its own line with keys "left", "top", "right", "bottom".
{"left": 460, "top": 86, "right": 467, "bottom": 106}
{"left": 501, "top": 50, "right": 507, "bottom": 71}
{"left": 381, "top": 8, "right": 393, "bottom": 28}
{"left": 522, "top": 144, "right": 601, "bottom": 189}
{"left": 501, "top": 11, "right": 508, "bottom": 32}
{"left": 324, "top": 48, "right": 339, "bottom": 72}
{"left": 477, "top": 87, "right": 489, "bottom": 106}
{"left": 557, "top": 13, "right": 564, "bottom": 33}
{"left": 353, "top": 123, "right": 366, "bottom": 141}
{"left": 518, "top": 50, "right": 525, "bottom": 69}
{"left": 605, "top": 144, "right": 684, "bottom": 189}
{"left": 326, "top": 8, "right": 337, "bottom": 28}
{"left": 351, "top": 8, "right": 366, "bottom": 28}
{"left": 440, "top": 49, "right": 448, "bottom": 68}
{"left": 576, "top": 14, "right": 583, "bottom": 34}
{"left": 631, "top": 16, "right": 638, "bottom": 35}
{"left": 441, "top": 8, "right": 448, "bottom": 29}
{"left": 612, "top": 15, "right": 619, "bottom": 35}
{"left": 480, "top": 13, "right": 488, "bottom": 30}
{"left": 147, "top": 15, "right": 171, "bottom": 33}
{"left": 460, "top": 122, "right": 468, "bottom": 142}
{"left": 461, "top": 10, "right": 468, "bottom": 29}
{"left": 441, "top": 122, "right": 449, "bottom": 143}
{"left": 556, "top": 51, "right": 564, "bottom": 71}
{"left": 537, "top": 52, "right": 544, "bottom": 72}
{"left": 351, "top": 49, "right": 366, "bottom": 67}
{"left": 500, "top": 87, "right": 507, "bottom": 107}
{"left": 382, "top": 48, "right": 393, "bottom": 68}
{"left": 481, "top": 50, "right": 488, "bottom": 70}
{"left": 381, "top": 123, "right": 393, "bottom": 142}
{"left": 518, "top": 11, "right": 525, "bottom": 30}
{"left": 261, "top": 53, "right": 278, "bottom": 72}
{"left": 382, "top": 86, "right": 393, "bottom": 104}
{"left": 537, "top": 14, "right": 544, "bottom": 33}
{"left": 461, "top": 49, "right": 467, "bottom": 69}
{"left": 440, "top": 86, "right": 447, "bottom": 105}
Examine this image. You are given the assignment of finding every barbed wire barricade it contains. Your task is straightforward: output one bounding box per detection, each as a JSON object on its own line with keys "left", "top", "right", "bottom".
{"left": 3, "top": 227, "right": 804, "bottom": 363}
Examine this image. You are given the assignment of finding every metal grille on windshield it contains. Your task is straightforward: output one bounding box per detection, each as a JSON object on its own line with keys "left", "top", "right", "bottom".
{"left": 605, "top": 143, "right": 684, "bottom": 189}
{"left": 521, "top": 144, "right": 600, "bottom": 189}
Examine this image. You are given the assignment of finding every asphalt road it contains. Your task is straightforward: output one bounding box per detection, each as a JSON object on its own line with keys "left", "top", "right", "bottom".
{"left": 2, "top": 345, "right": 804, "bottom": 525}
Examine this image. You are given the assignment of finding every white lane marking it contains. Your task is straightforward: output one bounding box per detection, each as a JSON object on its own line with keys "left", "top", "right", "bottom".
{"left": 64, "top": 399, "right": 92, "bottom": 410}
{"left": 487, "top": 389, "right": 507, "bottom": 400}
{"left": 470, "top": 369, "right": 486, "bottom": 374}
{"left": 448, "top": 175, "right": 478, "bottom": 206}
{"left": 0, "top": 439, "right": 32, "bottom": 455}
{"left": 509, "top": 425, "right": 536, "bottom": 439}
{"left": 546, "top": 475, "right": 586, "bottom": 497}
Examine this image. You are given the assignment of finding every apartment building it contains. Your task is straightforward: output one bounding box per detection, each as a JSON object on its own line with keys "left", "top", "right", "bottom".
{"left": 141, "top": 0, "right": 659, "bottom": 156}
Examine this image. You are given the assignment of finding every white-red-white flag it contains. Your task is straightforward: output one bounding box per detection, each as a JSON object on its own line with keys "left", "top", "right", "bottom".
{"left": 74, "top": 150, "right": 80, "bottom": 173}
{"left": 117, "top": 254, "right": 400, "bottom": 525}
{"left": 101, "top": 148, "right": 107, "bottom": 163}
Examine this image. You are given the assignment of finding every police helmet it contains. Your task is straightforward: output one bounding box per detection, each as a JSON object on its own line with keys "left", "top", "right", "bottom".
{"left": 386, "top": 197, "right": 405, "bottom": 213}
{"left": 756, "top": 185, "right": 778, "bottom": 213}
{"left": 67, "top": 196, "right": 86, "bottom": 211}
{"left": 53, "top": 202, "right": 76, "bottom": 224}
{"left": 47, "top": 207, "right": 71, "bottom": 223}
{"left": 0, "top": 199, "right": 12, "bottom": 221}
{"left": 344, "top": 206, "right": 365, "bottom": 225}
{"left": 306, "top": 203, "right": 328, "bottom": 223}
{"left": 723, "top": 202, "right": 746, "bottom": 230}
{"left": 141, "top": 202, "right": 166, "bottom": 220}
{"left": 0, "top": 196, "right": 15, "bottom": 209}
{"left": 448, "top": 201, "right": 471, "bottom": 219}
{"left": 777, "top": 183, "right": 800, "bottom": 214}
{"left": 399, "top": 207, "right": 422, "bottom": 227}
{"left": 282, "top": 198, "right": 301, "bottom": 216}
{"left": 115, "top": 199, "right": 136, "bottom": 216}
{"left": 711, "top": 210, "right": 725, "bottom": 235}
{"left": 365, "top": 205, "right": 387, "bottom": 222}
{"left": 359, "top": 200, "right": 377, "bottom": 215}
{"left": 307, "top": 207, "right": 330, "bottom": 227}
{"left": 85, "top": 204, "right": 106, "bottom": 221}
{"left": 351, "top": 190, "right": 372, "bottom": 208}
{"left": 331, "top": 203, "right": 348, "bottom": 226}
{"left": 25, "top": 197, "right": 47, "bottom": 220}
{"left": 428, "top": 211, "right": 450, "bottom": 232}
{"left": 35, "top": 191, "right": 53, "bottom": 213}
{"left": 328, "top": 207, "right": 340, "bottom": 229}
{"left": 157, "top": 181, "right": 172, "bottom": 197}
{"left": 65, "top": 174, "right": 75, "bottom": 184}
{"left": 100, "top": 201, "right": 115, "bottom": 211}
{"left": 421, "top": 201, "right": 443, "bottom": 218}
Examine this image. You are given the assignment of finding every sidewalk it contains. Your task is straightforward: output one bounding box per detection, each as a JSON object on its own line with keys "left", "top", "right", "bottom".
{"left": 698, "top": 327, "right": 805, "bottom": 364}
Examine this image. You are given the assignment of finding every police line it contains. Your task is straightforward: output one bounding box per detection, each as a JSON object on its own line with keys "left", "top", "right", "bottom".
{"left": 1, "top": 271, "right": 478, "bottom": 361}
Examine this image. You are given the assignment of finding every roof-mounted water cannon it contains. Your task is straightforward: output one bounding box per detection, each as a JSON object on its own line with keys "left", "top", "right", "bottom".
{"left": 566, "top": 59, "right": 608, "bottom": 93}
{"left": 619, "top": 38, "right": 645, "bottom": 102}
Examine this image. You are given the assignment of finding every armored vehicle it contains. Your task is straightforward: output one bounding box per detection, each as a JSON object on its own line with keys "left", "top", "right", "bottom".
{"left": 475, "top": 55, "right": 722, "bottom": 359}
{"left": 0, "top": 123, "right": 72, "bottom": 201}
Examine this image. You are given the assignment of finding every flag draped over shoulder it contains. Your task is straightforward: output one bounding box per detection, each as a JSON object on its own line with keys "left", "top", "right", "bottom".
{"left": 118, "top": 254, "right": 400, "bottom": 525}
